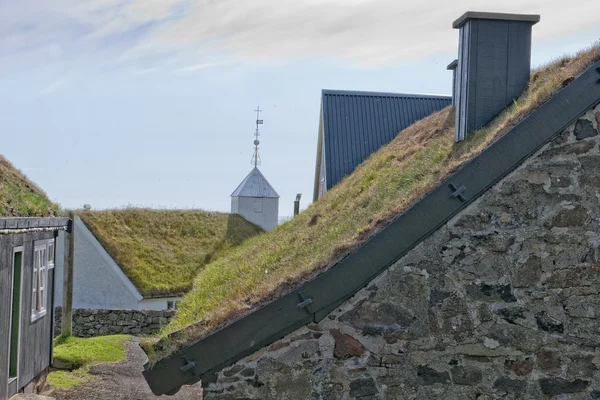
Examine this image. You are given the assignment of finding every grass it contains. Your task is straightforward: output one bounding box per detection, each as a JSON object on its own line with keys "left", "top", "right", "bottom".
{"left": 48, "top": 335, "right": 130, "bottom": 390}
{"left": 78, "top": 209, "right": 263, "bottom": 296}
{"left": 0, "top": 155, "right": 60, "bottom": 217}
{"left": 144, "top": 43, "right": 600, "bottom": 363}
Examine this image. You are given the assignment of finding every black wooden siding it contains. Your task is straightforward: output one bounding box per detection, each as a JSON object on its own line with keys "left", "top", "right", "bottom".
{"left": 321, "top": 90, "right": 451, "bottom": 192}
{"left": 0, "top": 230, "right": 58, "bottom": 400}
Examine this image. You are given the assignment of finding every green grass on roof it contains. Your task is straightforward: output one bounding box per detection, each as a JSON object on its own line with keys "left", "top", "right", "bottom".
{"left": 78, "top": 209, "right": 264, "bottom": 297}
{"left": 0, "top": 155, "right": 60, "bottom": 217}
{"left": 145, "top": 43, "right": 600, "bottom": 363}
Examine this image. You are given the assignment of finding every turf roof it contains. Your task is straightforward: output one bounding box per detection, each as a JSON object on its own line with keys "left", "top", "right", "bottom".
{"left": 78, "top": 209, "right": 264, "bottom": 297}
{"left": 147, "top": 43, "right": 600, "bottom": 361}
{"left": 0, "top": 155, "right": 60, "bottom": 217}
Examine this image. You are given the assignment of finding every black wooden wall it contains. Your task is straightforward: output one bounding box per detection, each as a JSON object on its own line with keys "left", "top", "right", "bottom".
{"left": 0, "top": 230, "right": 56, "bottom": 400}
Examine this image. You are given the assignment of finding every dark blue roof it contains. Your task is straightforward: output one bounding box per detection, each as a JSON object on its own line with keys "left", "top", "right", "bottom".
{"left": 321, "top": 89, "right": 452, "bottom": 190}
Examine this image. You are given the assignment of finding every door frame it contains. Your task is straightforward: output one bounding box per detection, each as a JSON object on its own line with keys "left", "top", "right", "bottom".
{"left": 8, "top": 245, "right": 24, "bottom": 391}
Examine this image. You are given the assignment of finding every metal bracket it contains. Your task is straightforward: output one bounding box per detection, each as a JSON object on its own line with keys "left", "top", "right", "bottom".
{"left": 180, "top": 355, "right": 197, "bottom": 374}
{"left": 296, "top": 292, "right": 313, "bottom": 314}
{"left": 449, "top": 182, "right": 466, "bottom": 202}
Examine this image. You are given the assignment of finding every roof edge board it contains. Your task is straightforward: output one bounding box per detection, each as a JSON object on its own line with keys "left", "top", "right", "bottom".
{"left": 322, "top": 89, "right": 452, "bottom": 99}
{"left": 143, "top": 60, "right": 600, "bottom": 396}
{"left": 453, "top": 11, "right": 540, "bottom": 29}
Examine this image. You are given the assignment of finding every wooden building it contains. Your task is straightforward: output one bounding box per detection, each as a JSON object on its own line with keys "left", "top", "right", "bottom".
{"left": 0, "top": 154, "right": 65, "bottom": 399}
{"left": 0, "top": 218, "right": 69, "bottom": 399}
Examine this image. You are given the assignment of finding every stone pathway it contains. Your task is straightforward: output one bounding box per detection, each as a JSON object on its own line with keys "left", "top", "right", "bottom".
{"left": 54, "top": 338, "right": 203, "bottom": 400}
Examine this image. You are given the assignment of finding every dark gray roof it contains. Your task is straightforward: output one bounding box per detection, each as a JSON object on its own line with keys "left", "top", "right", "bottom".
{"left": 321, "top": 89, "right": 451, "bottom": 191}
{"left": 452, "top": 11, "right": 540, "bottom": 29}
{"left": 231, "top": 167, "right": 279, "bottom": 198}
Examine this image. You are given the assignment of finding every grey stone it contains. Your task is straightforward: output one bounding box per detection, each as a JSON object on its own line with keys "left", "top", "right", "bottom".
{"left": 538, "top": 378, "right": 589, "bottom": 395}
{"left": 450, "top": 366, "right": 482, "bottom": 385}
{"left": 574, "top": 119, "right": 598, "bottom": 140}
{"left": 417, "top": 366, "right": 450, "bottom": 385}
{"left": 535, "top": 311, "right": 564, "bottom": 333}
{"left": 349, "top": 378, "right": 378, "bottom": 397}
{"left": 493, "top": 377, "right": 526, "bottom": 394}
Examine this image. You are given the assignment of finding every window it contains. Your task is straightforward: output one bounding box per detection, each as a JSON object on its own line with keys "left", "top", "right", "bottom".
{"left": 167, "top": 300, "right": 179, "bottom": 310}
{"left": 31, "top": 239, "right": 54, "bottom": 321}
{"left": 253, "top": 198, "right": 263, "bottom": 213}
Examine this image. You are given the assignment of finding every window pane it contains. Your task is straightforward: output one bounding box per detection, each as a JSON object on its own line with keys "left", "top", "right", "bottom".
{"left": 48, "top": 241, "right": 54, "bottom": 263}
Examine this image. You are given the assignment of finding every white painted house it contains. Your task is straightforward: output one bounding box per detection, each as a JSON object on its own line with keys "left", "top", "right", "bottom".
{"left": 231, "top": 167, "right": 279, "bottom": 231}
{"left": 54, "top": 217, "right": 181, "bottom": 311}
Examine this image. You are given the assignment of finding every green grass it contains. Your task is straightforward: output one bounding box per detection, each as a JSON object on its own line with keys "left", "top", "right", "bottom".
{"left": 47, "top": 370, "right": 89, "bottom": 390}
{"left": 78, "top": 209, "right": 263, "bottom": 296}
{"left": 53, "top": 335, "right": 131, "bottom": 368}
{"left": 0, "top": 155, "right": 60, "bottom": 217}
{"left": 48, "top": 335, "right": 131, "bottom": 390}
{"left": 144, "top": 43, "right": 600, "bottom": 363}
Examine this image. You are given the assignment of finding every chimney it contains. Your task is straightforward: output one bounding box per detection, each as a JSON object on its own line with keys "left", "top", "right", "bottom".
{"left": 447, "top": 59, "right": 458, "bottom": 106}
{"left": 293, "top": 193, "right": 302, "bottom": 216}
{"left": 453, "top": 12, "right": 540, "bottom": 142}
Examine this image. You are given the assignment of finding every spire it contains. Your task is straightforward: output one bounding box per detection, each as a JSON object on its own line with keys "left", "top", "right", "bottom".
{"left": 251, "top": 106, "right": 263, "bottom": 167}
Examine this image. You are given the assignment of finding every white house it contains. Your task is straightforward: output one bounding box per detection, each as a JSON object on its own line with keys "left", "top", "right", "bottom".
{"left": 54, "top": 217, "right": 181, "bottom": 311}
{"left": 231, "top": 167, "right": 279, "bottom": 231}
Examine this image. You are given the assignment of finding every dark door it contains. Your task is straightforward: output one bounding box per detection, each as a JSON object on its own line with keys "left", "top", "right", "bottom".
{"left": 9, "top": 249, "right": 23, "bottom": 381}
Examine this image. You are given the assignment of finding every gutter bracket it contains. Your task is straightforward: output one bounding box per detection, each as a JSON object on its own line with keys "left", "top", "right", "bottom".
{"left": 449, "top": 182, "right": 467, "bottom": 202}
{"left": 297, "top": 292, "right": 314, "bottom": 314}
{"left": 180, "top": 355, "right": 197, "bottom": 374}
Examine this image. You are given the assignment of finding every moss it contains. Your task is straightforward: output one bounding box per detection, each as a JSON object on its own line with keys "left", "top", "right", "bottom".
{"left": 0, "top": 156, "right": 60, "bottom": 217}
{"left": 78, "top": 209, "right": 263, "bottom": 296}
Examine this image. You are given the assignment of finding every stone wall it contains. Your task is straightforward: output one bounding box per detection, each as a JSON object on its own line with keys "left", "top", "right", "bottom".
{"left": 54, "top": 307, "right": 175, "bottom": 338}
{"left": 204, "top": 105, "right": 600, "bottom": 399}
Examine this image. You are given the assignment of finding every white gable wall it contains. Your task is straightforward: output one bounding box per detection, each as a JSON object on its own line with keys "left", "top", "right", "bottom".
{"left": 54, "top": 217, "right": 144, "bottom": 310}
{"left": 232, "top": 196, "right": 278, "bottom": 231}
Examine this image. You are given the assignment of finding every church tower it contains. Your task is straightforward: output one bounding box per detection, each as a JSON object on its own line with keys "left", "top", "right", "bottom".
{"left": 231, "top": 107, "right": 280, "bottom": 231}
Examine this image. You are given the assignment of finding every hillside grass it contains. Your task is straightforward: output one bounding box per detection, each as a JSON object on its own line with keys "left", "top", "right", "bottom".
{"left": 48, "top": 335, "right": 130, "bottom": 390}
{"left": 78, "top": 209, "right": 263, "bottom": 296}
{"left": 0, "top": 155, "right": 60, "bottom": 216}
{"left": 145, "top": 43, "right": 600, "bottom": 362}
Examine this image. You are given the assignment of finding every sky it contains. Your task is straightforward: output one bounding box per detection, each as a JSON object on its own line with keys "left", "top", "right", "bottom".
{"left": 1, "top": 0, "right": 600, "bottom": 219}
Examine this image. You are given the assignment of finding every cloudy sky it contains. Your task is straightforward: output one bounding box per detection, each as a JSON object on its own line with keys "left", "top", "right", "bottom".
{"left": 1, "top": 0, "right": 599, "bottom": 217}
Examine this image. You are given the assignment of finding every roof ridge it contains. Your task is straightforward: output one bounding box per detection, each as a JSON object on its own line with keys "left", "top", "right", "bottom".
{"left": 321, "top": 89, "right": 451, "bottom": 99}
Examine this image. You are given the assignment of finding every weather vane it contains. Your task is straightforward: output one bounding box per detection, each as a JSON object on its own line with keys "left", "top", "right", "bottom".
{"left": 251, "top": 106, "right": 263, "bottom": 167}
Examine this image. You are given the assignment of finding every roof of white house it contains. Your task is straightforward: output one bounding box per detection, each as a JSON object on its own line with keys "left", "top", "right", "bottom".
{"left": 231, "top": 167, "right": 280, "bottom": 198}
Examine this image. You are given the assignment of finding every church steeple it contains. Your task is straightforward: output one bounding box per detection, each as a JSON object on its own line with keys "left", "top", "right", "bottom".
{"left": 231, "top": 107, "right": 279, "bottom": 231}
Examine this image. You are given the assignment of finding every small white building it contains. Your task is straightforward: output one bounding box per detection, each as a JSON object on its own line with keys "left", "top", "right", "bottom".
{"left": 231, "top": 167, "right": 279, "bottom": 231}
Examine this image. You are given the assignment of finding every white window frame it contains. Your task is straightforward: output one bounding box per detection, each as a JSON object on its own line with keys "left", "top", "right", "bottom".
{"left": 31, "top": 239, "right": 54, "bottom": 322}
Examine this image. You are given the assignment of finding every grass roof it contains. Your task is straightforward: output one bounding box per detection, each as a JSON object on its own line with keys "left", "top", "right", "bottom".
{"left": 78, "top": 209, "right": 263, "bottom": 297}
{"left": 0, "top": 155, "right": 60, "bottom": 217}
{"left": 146, "top": 43, "right": 600, "bottom": 362}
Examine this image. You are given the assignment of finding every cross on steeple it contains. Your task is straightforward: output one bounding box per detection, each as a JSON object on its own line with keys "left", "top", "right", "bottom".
{"left": 251, "top": 106, "right": 263, "bottom": 167}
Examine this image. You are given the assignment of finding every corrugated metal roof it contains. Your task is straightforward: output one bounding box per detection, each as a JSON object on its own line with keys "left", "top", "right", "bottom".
{"left": 231, "top": 167, "right": 280, "bottom": 198}
{"left": 321, "top": 89, "right": 452, "bottom": 191}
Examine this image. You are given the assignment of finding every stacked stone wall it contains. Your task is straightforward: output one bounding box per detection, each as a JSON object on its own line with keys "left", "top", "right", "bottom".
{"left": 205, "top": 106, "right": 600, "bottom": 399}
{"left": 54, "top": 307, "right": 175, "bottom": 338}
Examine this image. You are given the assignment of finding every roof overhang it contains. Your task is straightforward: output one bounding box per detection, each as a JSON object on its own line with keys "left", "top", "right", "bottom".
{"left": 453, "top": 11, "right": 540, "bottom": 29}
